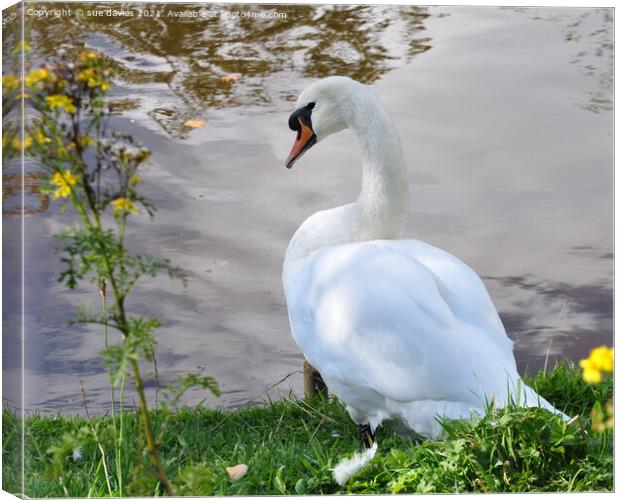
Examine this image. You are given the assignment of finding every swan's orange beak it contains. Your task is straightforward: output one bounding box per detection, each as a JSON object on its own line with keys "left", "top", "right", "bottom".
{"left": 286, "top": 119, "right": 317, "bottom": 169}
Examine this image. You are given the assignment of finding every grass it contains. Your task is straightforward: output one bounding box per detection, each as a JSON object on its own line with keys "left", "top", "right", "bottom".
{"left": 2, "top": 361, "right": 613, "bottom": 496}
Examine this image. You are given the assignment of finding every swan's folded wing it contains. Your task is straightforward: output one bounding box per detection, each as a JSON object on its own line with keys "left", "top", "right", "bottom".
{"left": 284, "top": 241, "right": 513, "bottom": 405}
{"left": 384, "top": 239, "right": 514, "bottom": 356}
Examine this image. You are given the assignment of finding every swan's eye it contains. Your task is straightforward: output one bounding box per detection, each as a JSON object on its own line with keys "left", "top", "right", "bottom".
{"left": 307, "top": 102, "right": 316, "bottom": 110}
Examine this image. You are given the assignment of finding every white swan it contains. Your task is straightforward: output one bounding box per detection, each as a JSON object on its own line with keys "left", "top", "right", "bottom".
{"left": 282, "top": 76, "right": 568, "bottom": 447}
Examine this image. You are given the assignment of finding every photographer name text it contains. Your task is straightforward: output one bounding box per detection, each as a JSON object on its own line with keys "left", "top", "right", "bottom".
{"left": 20, "top": 7, "right": 287, "bottom": 20}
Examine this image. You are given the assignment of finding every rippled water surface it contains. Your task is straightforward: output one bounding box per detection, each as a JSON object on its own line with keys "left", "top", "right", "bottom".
{"left": 2, "top": 3, "right": 613, "bottom": 414}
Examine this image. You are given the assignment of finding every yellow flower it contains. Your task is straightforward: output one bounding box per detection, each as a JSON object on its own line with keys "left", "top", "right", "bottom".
{"left": 130, "top": 175, "right": 141, "bottom": 186}
{"left": 77, "top": 68, "right": 111, "bottom": 91}
{"left": 51, "top": 170, "right": 77, "bottom": 199}
{"left": 2, "top": 74, "right": 20, "bottom": 92}
{"left": 79, "top": 51, "right": 99, "bottom": 62}
{"left": 77, "top": 69, "right": 95, "bottom": 82}
{"left": 111, "top": 197, "right": 137, "bottom": 216}
{"left": 580, "top": 346, "right": 614, "bottom": 384}
{"left": 11, "top": 135, "right": 33, "bottom": 151}
{"left": 589, "top": 346, "right": 613, "bottom": 373}
{"left": 45, "top": 94, "right": 77, "bottom": 113}
{"left": 582, "top": 367, "right": 602, "bottom": 384}
{"left": 13, "top": 40, "right": 31, "bottom": 54}
{"left": 81, "top": 136, "right": 93, "bottom": 147}
{"left": 24, "top": 68, "right": 49, "bottom": 87}
{"left": 33, "top": 129, "right": 51, "bottom": 145}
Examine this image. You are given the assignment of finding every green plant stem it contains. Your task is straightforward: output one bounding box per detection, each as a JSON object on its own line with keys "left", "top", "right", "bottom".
{"left": 104, "top": 212, "right": 173, "bottom": 494}
{"left": 102, "top": 292, "right": 116, "bottom": 420}
{"left": 87, "top": 458, "right": 103, "bottom": 498}
{"left": 118, "top": 214, "right": 127, "bottom": 277}
{"left": 130, "top": 358, "right": 174, "bottom": 496}
{"left": 101, "top": 289, "right": 123, "bottom": 496}
{"left": 93, "top": 433, "right": 113, "bottom": 496}
{"left": 72, "top": 198, "right": 173, "bottom": 495}
{"left": 100, "top": 245, "right": 173, "bottom": 493}
{"left": 81, "top": 382, "right": 113, "bottom": 497}
{"left": 118, "top": 370, "right": 127, "bottom": 496}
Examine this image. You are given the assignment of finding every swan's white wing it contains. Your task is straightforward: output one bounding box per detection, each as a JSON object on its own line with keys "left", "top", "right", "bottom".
{"left": 284, "top": 240, "right": 519, "bottom": 413}
{"left": 389, "top": 240, "right": 514, "bottom": 356}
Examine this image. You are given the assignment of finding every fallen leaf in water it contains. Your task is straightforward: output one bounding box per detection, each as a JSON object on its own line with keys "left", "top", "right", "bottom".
{"left": 215, "top": 260, "right": 231, "bottom": 267}
{"left": 184, "top": 118, "right": 207, "bottom": 128}
{"left": 226, "top": 464, "right": 248, "bottom": 481}
{"left": 221, "top": 74, "right": 239, "bottom": 83}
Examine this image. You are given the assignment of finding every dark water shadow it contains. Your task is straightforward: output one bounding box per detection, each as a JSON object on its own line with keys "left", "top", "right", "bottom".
{"left": 485, "top": 274, "right": 613, "bottom": 372}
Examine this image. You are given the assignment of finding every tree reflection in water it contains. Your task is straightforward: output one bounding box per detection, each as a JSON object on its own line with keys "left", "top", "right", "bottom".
{"left": 27, "top": 2, "right": 432, "bottom": 136}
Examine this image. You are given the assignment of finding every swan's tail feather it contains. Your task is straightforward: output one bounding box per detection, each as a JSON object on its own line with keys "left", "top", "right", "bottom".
{"left": 332, "top": 442, "right": 377, "bottom": 486}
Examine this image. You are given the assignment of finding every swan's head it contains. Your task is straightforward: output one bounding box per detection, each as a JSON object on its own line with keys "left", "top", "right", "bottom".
{"left": 285, "top": 76, "right": 363, "bottom": 169}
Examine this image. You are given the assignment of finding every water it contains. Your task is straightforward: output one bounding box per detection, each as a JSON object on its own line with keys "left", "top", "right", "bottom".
{"left": 2, "top": 3, "right": 613, "bottom": 414}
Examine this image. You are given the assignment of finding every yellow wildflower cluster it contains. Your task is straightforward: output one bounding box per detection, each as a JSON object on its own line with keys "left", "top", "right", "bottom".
{"left": 51, "top": 170, "right": 77, "bottom": 199}
{"left": 25, "top": 68, "right": 50, "bottom": 87}
{"left": 77, "top": 68, "right": 94, "bottom": 80}
{"left": 111, "top": 197, "right": 138, "bottom": 216}
{"left": 3, "top": 74, "right": 20, "bottom": 92}
{"left": 76, "top": 51, "right": 110, "bottom": 91}
{"left": 33, "top": 129, "right": 52, "bottom": 145}
{"left": 77, "top": 68, "right": 110, "bottom": 91}
{"left": 79, "top": 51, "right": 100, "bottom": 62}
{"left": 579, "top": 345, "right": 613, "bottom": 384}
{"left": 46, "top": 94, "right": 77, "bottom": 113}
{"left": 11, "top": 135, "right": 33, "bottom": 151}
{"left": 14, "top": 40, "right": 31, "bottom": 54}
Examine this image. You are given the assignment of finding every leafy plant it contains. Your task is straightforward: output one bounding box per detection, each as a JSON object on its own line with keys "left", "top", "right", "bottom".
{"left": 3, "top": 49, "right": 219, "bottom": 495}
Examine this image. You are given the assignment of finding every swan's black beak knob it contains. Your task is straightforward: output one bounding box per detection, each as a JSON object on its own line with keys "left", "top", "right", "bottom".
{"left": 286, "top": 105, "right": 317, "bottom": 169}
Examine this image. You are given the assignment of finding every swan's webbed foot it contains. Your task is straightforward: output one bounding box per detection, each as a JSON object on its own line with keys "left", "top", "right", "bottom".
{"left": 356, "top": 423, "right": 375, "bottom": 448}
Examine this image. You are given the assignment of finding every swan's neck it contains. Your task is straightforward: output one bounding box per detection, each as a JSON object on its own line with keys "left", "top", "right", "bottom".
{"left": 286, "top": 92, "right": 409, "bottom": 264}
{"left": 353, "top": 99, "right": 409, "bottom": 240}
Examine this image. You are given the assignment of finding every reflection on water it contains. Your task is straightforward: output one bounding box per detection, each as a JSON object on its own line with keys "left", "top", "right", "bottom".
{"left": 2, "top": 173, "right": 50, "bottom": 217}
{"left": 27, "top": 2, "right": 431, "bottom": 137}
{"left": 2, "top": 4, "right": 613, "bottom": 414}
{"left": 505, "top": 6, "right": 613, "bottom": 113}
{"left": 485, "top": 274, "right": 612, "bottom": 370}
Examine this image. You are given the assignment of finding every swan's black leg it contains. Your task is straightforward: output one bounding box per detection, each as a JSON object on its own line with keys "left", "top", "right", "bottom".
{"left": 356, "top": 423, "right": 375, "bottom": 448}
{"left": 410, "top": 431, "right": 425, "bottom": 444}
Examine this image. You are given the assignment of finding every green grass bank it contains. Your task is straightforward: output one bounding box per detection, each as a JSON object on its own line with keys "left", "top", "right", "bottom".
{"left": 2, "top": 362, "right": 613, "bottom": 496}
